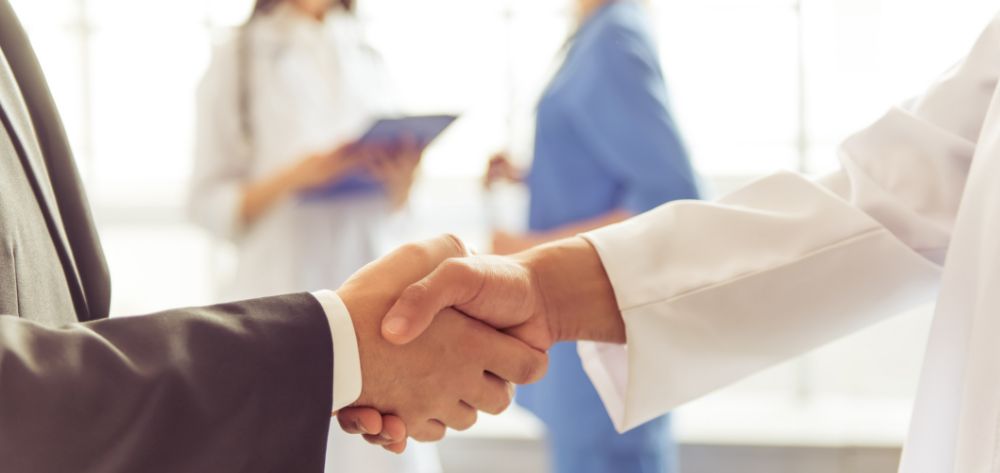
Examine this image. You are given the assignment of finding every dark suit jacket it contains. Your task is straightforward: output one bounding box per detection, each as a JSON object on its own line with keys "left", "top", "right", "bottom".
{"left": 0, "top": 3, "right": 333, "bottom": 471}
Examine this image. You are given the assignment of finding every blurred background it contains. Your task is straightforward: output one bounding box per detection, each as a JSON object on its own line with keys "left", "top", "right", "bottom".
{"left": 7, "top": 0, "right": 997, "bottom": 471}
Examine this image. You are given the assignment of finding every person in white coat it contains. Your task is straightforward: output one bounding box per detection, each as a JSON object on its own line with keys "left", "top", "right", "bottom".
{"left": 188, "top": 0, "right": 436, "bottom": 472}
{"left": 339, "top": 11, "right": 1000, "bottom": 473}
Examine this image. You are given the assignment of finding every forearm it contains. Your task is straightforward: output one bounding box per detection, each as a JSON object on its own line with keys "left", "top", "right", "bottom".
{"left": 516, "top": 236, "right": 625, "bottom": 344}
{"left": 240, "top": 170, "right": 295, "bottom": 225}
{"left": 0, "top": 295, "right": 333, "bottom": 471}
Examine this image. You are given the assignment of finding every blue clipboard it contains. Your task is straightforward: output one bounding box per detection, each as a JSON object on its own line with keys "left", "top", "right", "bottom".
{"left": 301, "top": 114, "right": 458, "bottom": 200}
{"left": 357, "top": 114, "right": 458, "bottom": 147}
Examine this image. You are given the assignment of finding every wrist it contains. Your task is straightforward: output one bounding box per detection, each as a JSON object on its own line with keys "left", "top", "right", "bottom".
{"left": 312, "top": 290, "right": 363, "bottom": 411}
{"left": 516, "top": 237, "right": 625, "bottom": 344}
{"left": 273, "top": 165, "right": 304, "bottom": 196}
{"left": 334, "top": 286, "right": 382, "bottom": 407}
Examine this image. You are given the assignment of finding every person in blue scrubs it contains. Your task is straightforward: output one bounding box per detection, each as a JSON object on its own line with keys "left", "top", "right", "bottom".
{"left": 484, "top": 1, "right": 700, "bottom": 472}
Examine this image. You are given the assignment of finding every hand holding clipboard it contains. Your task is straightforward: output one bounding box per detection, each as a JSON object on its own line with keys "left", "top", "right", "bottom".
{"left": 302, "top": 114, "right": 458, "bottom": 200}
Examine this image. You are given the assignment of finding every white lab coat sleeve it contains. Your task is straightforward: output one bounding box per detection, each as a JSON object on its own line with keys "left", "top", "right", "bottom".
{"left": 579, "top": 16, "right": 1000, "bottom": 433}
{"left": 187, "top": 40, "right": 252, "bottom": 242}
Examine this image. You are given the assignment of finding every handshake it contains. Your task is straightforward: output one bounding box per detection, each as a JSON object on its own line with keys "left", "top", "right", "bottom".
{"left": 331, "top": 234, "right": 625, "bottom": 452}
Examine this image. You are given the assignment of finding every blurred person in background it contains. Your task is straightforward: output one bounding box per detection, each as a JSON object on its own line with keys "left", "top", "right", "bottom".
{"left": 187, "top": 0, "right": 433, "bottom": 472}
{"left": 484, "top": 0, "right": 700, "bottom": 472}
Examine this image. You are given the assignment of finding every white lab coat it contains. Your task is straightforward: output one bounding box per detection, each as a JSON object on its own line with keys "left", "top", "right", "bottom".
{"left": 189, "top": 6, "right": 437, "bottom": 473}
{"left": 581, "top": 13, "right": 1000, "bottom": 473}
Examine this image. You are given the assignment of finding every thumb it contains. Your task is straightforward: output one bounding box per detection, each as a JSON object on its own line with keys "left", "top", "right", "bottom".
{"left": 381, "top": 259, "right": 482, "bottom": 345}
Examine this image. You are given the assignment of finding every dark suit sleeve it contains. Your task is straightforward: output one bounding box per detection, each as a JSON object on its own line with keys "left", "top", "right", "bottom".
{"left": 0, "top": 293, "right": 333, "bottom": 473}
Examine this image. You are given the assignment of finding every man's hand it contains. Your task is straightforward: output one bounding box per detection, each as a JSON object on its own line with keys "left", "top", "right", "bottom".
{"left": 383, "top": 252, "right": 555, "bottom": 351}
{"left": 334, "top": 235, "right": 548, "bottom": 449}
{"left": 339, "top": 237, "right": 625, "bottom": 451}
{"left": 382, "top": 236, "right": 625, "bottom": 350}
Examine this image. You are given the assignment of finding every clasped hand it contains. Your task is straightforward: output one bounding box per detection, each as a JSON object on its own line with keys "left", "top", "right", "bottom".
{"left": 334, "top": 235, "right": 552, "bottom": 452}
{"left": 337, "top": 233, "right": 620, "bottom": 452}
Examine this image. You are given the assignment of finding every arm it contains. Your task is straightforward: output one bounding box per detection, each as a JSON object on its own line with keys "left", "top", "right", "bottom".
{"left": 0, "top": 294, "right": 335, "bottom": 473}
{"left": 187, "top": 44, "right": 363, "bottom": 233}
{"left": 240, "top": 145, "right": 365, "bottom": 224}
{"left": 350, "top": 15, "right": 1000, "bottom": 440}
{"left": 187, "top": 42, "right": 254, "bottom": 240}
{"left": 493, "top": 24, "right": 699, "bottom": 255}
{"left": 0, "top": 237, "right": 547, "bottom": 469}
{"left": 566, "top": 21, "right": 700, "bottom": 207}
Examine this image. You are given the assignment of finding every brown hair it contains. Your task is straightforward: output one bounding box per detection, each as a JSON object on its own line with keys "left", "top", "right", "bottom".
{"left": 249, "top": 0, "right": 354, "bottom": 18}
{"left": 238, "top": 0, "right": 355, "bottom": 147}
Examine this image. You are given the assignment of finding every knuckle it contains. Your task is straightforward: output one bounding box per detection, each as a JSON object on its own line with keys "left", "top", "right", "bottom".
{"left": 481, "top": 403, "right": 504, "bottom": 416}
{"left": 517, "top": 353, "right": 548, "bottom": 384}
{"left": 410, "top": 429, "right": 433, "bottom": 442}
{"left": 439, "top": 257, "right": 464, "bottom": 274}
{"left": 441, "top": 258, "right": 474, "bottom": 281}
{"left": 501, "top": 382, "right": 516, "bottom": 408}
{"left": 412, "top": 423, "right": 445, "bottom": 442}
{"left": 482, "top": 381, "right": 515, "bottom": 415}
{"left": 398, "top": 282, "right": 431, "bottom": 306}
{"left": 440, "top": 233, "right": 469, "bottom": 257}
{"left": 485, "top": 389, "right": 513, "bottom": 415}
{"left": 428, "top": 426, "right": 446, "bottom": 442}
{"left": 397, "top": 241, "right": 424, "bottom": 258}
{"left": 336, "top": 415, "right": 358, "bottom": 433}
{"left": 452, "top": 411, "right": 477, "bottom": 432}
{"left": 399, "top": 241, "right": 434, "bottom": 264}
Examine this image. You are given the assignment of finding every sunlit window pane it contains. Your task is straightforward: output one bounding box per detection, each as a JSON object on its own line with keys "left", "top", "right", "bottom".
{"left": 88, "top": 25, "right": 210, "bottom": 206}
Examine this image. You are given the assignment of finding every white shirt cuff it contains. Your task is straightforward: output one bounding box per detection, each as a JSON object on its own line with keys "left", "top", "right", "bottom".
{"left": 311, "top": 290, "right": 363, "bottom": 412}
{"left": 577, "top": 341, "right": 631, "bottom": 433}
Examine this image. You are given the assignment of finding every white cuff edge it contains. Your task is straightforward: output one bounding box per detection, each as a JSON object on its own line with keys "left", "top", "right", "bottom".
{"left": 311, "top": 289, "right": 363, "bottom": 412}
{"left": 578, "top": 341, "right": 630, "bottom": 433}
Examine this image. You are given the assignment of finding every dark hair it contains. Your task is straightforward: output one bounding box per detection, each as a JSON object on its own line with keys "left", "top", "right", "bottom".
{"left": 250, "top": 0, "right": 353, "bottom": 18}
{"left": 238, "top": 0, "right": 355, "bottom": 148}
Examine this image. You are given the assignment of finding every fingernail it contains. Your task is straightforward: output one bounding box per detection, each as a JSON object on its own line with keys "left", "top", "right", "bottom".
{"left": 379, "top": 432, "right": 394, "bottom": 441}
{"left": 384, "top": 317, "right": 409, "bottom": 336}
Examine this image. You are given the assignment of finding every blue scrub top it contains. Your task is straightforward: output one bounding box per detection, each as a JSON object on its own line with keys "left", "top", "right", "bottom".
{"left": 517, "top": 2, "right": 699, "bottom": 473}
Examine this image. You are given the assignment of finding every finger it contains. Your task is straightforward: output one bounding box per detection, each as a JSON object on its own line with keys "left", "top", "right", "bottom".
{"left": 383, "top": 438, "right": 407, "bottom": 454}
{"left": 380, "top": 414, "right": 408, "bottom": 441}
{"left": 360, "top": 415, "right": 403, "bottom": 444}
{"left": 411, "top": 419, "right": 448, "bottom": 443}
{"left": 336, "top": 407, "right": 383, "bottom": 435}
{"left": 438, "top": 401, "right": 478, "bottom": 432}
{"left": 382, "top": 259, "right": 483, "bottom": 344}
{"left": 362, "top": 433, "right": 394, "bottom": 446}
{"left": 480, "top": 330, "right": 549, "bottom": 385}
{"left": 362, "top": 234, "right": 469, "bottom": 291}
{"left": 464, "top": 372, "right": 515, "bottom": 415}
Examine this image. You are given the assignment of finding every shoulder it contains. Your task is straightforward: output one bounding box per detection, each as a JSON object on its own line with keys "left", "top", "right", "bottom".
{"left": 202, "top": 16, "right": 291, "bottom": 77}
{"left": 198, "top": 28, "right": 251, "bottom": 103}
{"left": 569, "top": 3, "right": 659, "bottom": 78}
{"left": 200, "top": 31, "right": 243, "bottom": 90}
{"left": 207, "top": 30, "right": 240, "bottom": 65}
{"left": 589, "top": 2, "right": 653, "bottom": 44}
{"left": 579, "top": 2, "right": 657, "bottom": 61}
